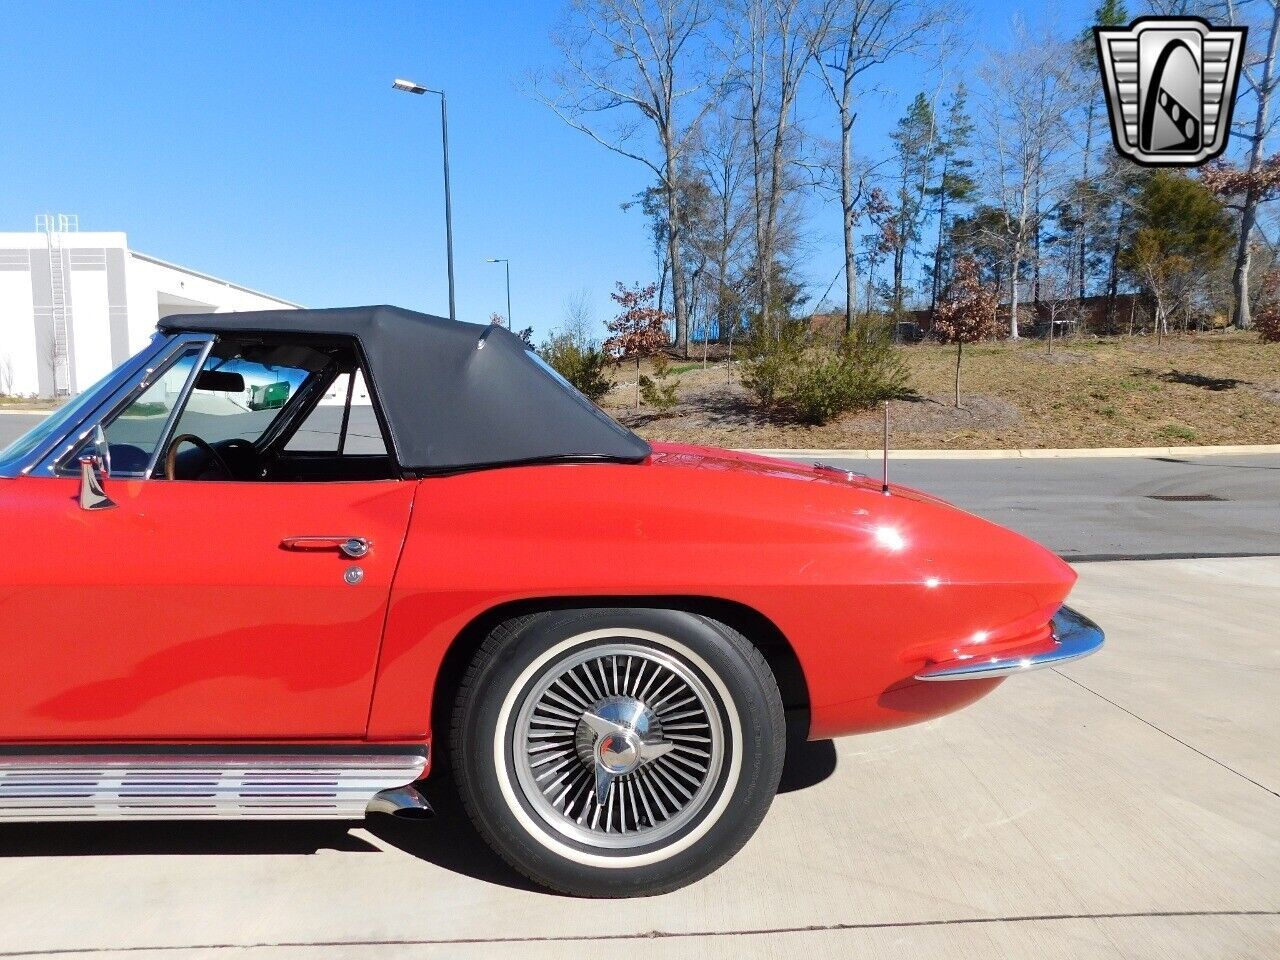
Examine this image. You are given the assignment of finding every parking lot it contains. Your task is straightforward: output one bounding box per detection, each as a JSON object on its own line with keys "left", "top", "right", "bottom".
{"left": 0, "top": 554, "right": 1275, "bottom": 958}
{"left": 1, "top": 414, "right": 1277, "bottom": 956}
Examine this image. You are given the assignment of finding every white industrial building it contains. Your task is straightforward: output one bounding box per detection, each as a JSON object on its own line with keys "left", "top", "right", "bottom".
{"left": 0, "top": 216, "right": 300, "bottom": 397}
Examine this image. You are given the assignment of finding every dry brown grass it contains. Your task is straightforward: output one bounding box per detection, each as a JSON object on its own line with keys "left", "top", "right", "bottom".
{"left": 601, "top": 330, "right": 1280, "bottom": 449}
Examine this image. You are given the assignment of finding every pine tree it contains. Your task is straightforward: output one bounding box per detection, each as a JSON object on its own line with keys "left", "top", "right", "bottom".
{"left": 885, "top": 93, "right": 938, "bottom": 318}
{"left": 1074, "top": 0, "right": 1130, "bottom": 303}
{"left": 927, "top": 84, "right": 977, "bottom": 319}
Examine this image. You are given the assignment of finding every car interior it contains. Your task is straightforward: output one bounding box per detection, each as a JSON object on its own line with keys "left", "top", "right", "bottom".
{"left": 83, "top": 335, "right": 400, "bottom": 483}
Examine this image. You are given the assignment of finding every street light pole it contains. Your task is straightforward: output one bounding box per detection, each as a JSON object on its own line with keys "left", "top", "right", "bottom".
{"left": 486, "top": 258, "right": 511, "bottom": 329}
{"left": 392, "top": 78, "right": 456, "bottom": 323}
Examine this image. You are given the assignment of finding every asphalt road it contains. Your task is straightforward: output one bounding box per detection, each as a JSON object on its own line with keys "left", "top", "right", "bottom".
{"left": 814, "top": 452, "right": 1280, "bottom": 561}
{"left": 5, "top": 410, "right": 1277, "bottom": 559}
{"left": 0, "top": 556, "right": 1274, "bottom": 958}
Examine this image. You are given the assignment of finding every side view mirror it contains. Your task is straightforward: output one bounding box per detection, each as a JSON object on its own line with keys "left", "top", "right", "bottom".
{"left": 79, "top": 425, "right": 116, "bottom": 511}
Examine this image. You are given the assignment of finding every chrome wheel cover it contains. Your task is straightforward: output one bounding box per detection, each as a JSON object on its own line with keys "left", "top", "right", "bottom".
{"left": 510, "top": 641, "right": 728, "bottom": 851}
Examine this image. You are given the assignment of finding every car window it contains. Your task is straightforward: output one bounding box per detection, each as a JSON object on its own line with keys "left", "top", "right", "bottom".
{"left": 169, "top": 356, "right": 311, "bottom": 448}
{"left": 0, "top": 366, "right": 121, "bottom": 474}
{"left": 92, "top": 345, "right": 205, "bottom": 476}
{"left": 286, "top": 371, "right": 388, "bottom": 456}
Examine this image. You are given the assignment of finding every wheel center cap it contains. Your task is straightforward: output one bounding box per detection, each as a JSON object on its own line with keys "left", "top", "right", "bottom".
{"left": 595, "top": 731, "right": 641, "bottom": 774}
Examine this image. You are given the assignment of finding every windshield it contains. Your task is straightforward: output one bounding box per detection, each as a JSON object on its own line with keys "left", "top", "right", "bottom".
{"left": 170, "top": 356, "right": 312, "bottom": 446}
{"left": 0, "top": 367, "right": 122, "bottom": 475}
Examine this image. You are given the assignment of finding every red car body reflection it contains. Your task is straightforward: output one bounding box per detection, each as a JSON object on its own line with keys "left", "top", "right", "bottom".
{"left": 1, "top": 441, "right": 1074, "bottom": 755}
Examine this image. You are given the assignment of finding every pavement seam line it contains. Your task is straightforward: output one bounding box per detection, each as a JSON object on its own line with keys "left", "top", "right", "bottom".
{"left": 739, "top": 444, "right": 1280, "bottom": 460}
{"left": 1067, "top": 551, "right": 1280, "bottom": 563}
{"left": 2, "top": 910, "right": 1277, "bottom": 956}
{"left": 1052, "top": 668, "right": 1280, "bottom": 799}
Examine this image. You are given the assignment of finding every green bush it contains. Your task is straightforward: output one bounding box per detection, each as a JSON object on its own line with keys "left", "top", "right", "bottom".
{"left": 741, "top": 320, "right": 806, "bottom": 408}
{"left": 842, "top": 313, "right": 911, "bottom": 405}
{"left": 638, "top": 354, "right": 679, "bottom": 412}
{"left": 743, "top": 317, "right": 909, "bottom": 424}
{"left": 538, "top": 331, "right": 613, "bottom": 403}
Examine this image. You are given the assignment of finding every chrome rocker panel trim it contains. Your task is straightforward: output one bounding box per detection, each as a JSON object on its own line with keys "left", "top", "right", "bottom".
{"left": 914, "top": 605, "right": 1104, "bottom": 682}
{"left": 0, "top": 747, "right": 427, "bottom": 821}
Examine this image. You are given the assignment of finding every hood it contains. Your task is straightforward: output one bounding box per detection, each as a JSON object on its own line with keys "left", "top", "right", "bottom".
{"left": 646, "top": 442, "right": 949, "bottom": 505}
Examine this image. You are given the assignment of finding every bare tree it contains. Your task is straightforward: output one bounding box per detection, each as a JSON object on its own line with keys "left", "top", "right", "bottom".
{"left": 44, "top": 332, "right": 65, "bottom": 398}
{"left": 738, "top": 0, "right": 837, "bottom": 333}
{"left": 812, "top": 0, "right": 951, "bottom": 334}
{"left": 1226, "top": 0, "right": 1280, "bottom": 328}
{"left": 542, "top": 0, "right": 724, "bottom": 356}
{"left": 1038, "top": 250, "right": 1073, "bottom": 355}
{"left": 692, "top": 104, "right": 755, "bottom": 346}
{"left": 978, "top": 19, "right": 1078, "bottom": 338}
{"left": 0, "top": 354, "right": 13, "bottom": 396}
{"left": 562, "top": 287, "right": 599, "bottom": 345}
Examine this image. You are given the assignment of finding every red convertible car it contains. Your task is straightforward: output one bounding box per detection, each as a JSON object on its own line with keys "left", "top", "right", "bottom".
{"left": 0, "top": 306, "right": 1102, "bottom": 897}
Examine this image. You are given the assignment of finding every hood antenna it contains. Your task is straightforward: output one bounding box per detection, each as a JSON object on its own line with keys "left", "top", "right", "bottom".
{"left": 881, "top": 400, "right": 891, "bottom": 495}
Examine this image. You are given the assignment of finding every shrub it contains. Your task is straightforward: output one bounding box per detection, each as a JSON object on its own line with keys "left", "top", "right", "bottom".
{"left": 741, "top": 320, "right": 805, "bottom": 409}
{"left": 842, "top": 314, "right": 911, "bottom": 405}
{"left": 1256, "top": 305, "right": 1280, "bottom": 343}
{"left": 742, "top": 317, "right": 909, "bottom": 424}
{"left": 1252, "top": 267, "right": 1280, "bottom": 342}
{"left": 538, "top": 331, "right": 613, "bottom": 403}
{"left": 638, "top": 354, "right": 679, "bottom": 412}
{"left": 1160, "top": 423, "right": 1197, "bottom": 442}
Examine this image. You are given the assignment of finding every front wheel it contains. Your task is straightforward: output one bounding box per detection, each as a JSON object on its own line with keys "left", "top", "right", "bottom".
{"left": 450, "top": 608, "right": 785, "bottom": 897}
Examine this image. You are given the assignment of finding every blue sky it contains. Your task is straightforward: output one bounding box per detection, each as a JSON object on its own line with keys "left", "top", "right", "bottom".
{"left": 1, "top": 1, "right": 1096, "bottom": 341}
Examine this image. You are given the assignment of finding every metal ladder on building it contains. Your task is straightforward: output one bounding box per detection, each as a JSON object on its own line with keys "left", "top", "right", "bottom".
{"left": 36, "top": 213, "right": 78, "bottom": 395}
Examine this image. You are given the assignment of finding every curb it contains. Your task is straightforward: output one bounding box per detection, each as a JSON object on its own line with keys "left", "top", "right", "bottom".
{"left": 740, "top": 443, "right": 1280, "bottom": 460}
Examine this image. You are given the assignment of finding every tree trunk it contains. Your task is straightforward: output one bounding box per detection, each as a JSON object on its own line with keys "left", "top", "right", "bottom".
{"left": 1232, "top": 2, "right": 1280, "bottom": 330}
{"left": 930, "top": 171, "right": 949, "bottom": 318}
{"left": 1106, "top": 222, "right": 1121, "bottom": 332}
{"left": 1032, "top": 176, "right": 1042, "bottom": 306}
{"left": 657, "top": 256, "right": 670, "bottom": 315}
{"left": 954, "top": 339, "right": 962, "bottom": 407}
{"left": 840, "top": 87, "right": 857, "bottom": 336}
{"left": 664, "top": 161, "right": 691, "bottom": 357}
{"left": 893, "top": 245, "right": 906, "bottom": 318}
{"left": 1008, "top": 239, "right": 1023, "bottom": 339}
{"left": 1078, "top": 100, "right": 1094, "bottom": 304}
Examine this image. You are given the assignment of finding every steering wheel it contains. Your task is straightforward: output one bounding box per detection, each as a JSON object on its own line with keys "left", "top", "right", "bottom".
{"left": 217, "top": 437, "right": 264, "bottom": 479}
{"left": 164, "top": 434, "right": 235, "bottom": 481}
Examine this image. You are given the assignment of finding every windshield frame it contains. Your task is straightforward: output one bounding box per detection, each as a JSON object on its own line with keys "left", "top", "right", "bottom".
{"left": 0, "top": 333, "right": 215, "bottom": 479}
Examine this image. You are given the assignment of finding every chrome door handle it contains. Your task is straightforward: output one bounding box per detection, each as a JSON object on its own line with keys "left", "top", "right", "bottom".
{"left": 281, "top": 536, "right": 371, "bottom": 559}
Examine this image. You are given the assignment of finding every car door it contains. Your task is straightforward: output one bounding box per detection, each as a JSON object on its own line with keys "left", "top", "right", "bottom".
{"left": 0, "top": 475, "right": 415, "bottom": 741}
{"left": 0, "top": 335, "right": 417, "bottom": 742}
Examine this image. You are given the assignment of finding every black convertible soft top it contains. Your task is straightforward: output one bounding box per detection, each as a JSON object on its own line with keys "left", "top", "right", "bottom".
{"left": 157, "top": 305, "right": 651, "bottom": 473}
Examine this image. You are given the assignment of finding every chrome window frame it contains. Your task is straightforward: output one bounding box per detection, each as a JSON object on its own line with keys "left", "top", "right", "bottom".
{"left": 4, "top": 331, "right": 404, "bottom": 483}
{"left": 31, "top": 333, "right": 215, "bottom": 479}
{"left": 139, "top": 338, "right": 215, "bottom": 479}
{"left": 0, "top": 335, "right": 162, "bottom": 479}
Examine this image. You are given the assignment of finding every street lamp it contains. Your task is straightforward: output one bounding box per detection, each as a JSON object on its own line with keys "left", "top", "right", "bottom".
{"left": 392, "top": 78, "right": 456, "bottom": 323}
{"left": 486, "top": 258, "right": 512, "bottom": 330}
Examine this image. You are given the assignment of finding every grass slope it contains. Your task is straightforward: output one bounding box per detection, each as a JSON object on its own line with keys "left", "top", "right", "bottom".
{"left": 601, "top": 331, "right": 1280, "bottom": 449}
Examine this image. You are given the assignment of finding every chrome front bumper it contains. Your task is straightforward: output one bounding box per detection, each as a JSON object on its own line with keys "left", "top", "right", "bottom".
{"left": 914, "top": 606, "right": 1104, "bottom": 682}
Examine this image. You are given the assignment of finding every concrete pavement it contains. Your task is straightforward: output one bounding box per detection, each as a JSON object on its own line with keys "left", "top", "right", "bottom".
{"left": 0, "top": 556, "right": 1275, "bottom": 958}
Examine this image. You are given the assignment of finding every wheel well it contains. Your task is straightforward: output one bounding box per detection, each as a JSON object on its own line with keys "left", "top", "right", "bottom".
{"left": 429, "top": 596, "right": 811, "bottom": 773}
